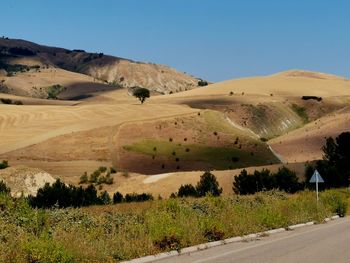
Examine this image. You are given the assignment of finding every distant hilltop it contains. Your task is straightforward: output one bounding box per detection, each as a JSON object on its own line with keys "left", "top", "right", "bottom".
{"left": 0, "top": 37, "right": 207, "bottom": 99}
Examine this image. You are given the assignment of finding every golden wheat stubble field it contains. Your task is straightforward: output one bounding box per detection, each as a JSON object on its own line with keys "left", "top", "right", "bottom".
{"left": 1, "top": 69, "right": 350, "bottom": 196}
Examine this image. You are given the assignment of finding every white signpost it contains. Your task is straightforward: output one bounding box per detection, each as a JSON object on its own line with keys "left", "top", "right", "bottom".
{"left": 309, "top": 170, "right": 324, "bottom": 202}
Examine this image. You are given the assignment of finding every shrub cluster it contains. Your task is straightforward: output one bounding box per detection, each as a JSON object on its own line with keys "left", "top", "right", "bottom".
{"left": 8, "top": 47, "right": 36, "bottom": 56}
{"left": 174, "top": 171, "right": 223, "bottom": 198}
{"left": 302, "top": 96, "right": 322, "bottom": 101}
{"left": 28, "top": 179, "right": 111, "bottom": 208}
{"left": 233, "top": 167, "right": 302, "bottom": 195}
{"left": 305, "top": 132, "right": 350, "bottom": 189}
{"left": 198, "top": 79, "right": 208, "bottom": 86}
{"left": 47, "top": 84, "right": 66, "bottom": 99}
{"left": 0, "top": 98, "right": 23, "bottom": 105}
{"left": 79, "top": 167, "right": 115, "bottom": 185}
{"left": 0, "top": 160, "right": 9, "bottom": 169}
{"left": 113, "top": 192, "right": 154, "bottom": 204}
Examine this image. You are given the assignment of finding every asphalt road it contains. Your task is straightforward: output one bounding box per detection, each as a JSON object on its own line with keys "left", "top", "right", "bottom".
{"left": 156, "top": 216, "right": 350, "bottom": 263}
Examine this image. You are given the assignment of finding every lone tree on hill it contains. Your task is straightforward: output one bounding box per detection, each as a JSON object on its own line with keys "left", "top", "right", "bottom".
{"left": 133, "top": 87, "right": 150, "bottom": 104}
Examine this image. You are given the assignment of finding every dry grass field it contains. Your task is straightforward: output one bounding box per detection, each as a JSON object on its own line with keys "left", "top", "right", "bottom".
{"left": 1, "top": 67, "right": 350, "bottom": 196}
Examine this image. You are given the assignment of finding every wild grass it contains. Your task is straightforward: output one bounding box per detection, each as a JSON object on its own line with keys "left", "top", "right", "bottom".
{"left": 291, "top": 103, "right": 309, "bottom": 123}
{"left": 124, "top": 139, "right": 275, "bottom": 169}
{"left": 0, "top": 189, "right": 349, "bottom": 262}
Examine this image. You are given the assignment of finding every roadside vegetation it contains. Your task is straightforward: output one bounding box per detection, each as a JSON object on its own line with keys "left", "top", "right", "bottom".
{"left": 0, "top": 132, "right": 348, "bottom": 261}
{"left": 0, "top": 185, "right": 348, "bottom": 262}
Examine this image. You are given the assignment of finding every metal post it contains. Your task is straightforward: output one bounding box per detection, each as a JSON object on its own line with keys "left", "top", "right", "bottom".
{"left": 316, "top": 173, "right": 319, "bottom": 202}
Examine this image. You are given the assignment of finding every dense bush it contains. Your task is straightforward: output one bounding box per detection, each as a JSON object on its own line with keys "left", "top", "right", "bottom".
{"left": 124, "top": 193, "right": 154, "bottom": 203}
{"left": 233, "top": 167, "right": 302, "bottom": 195}
{"left": 198, "top": 79, "right": 208, "bottom": 86}
{"left": 173, "top": 172, "right": 222, "bottom": 198}
{"left": 0, "top": 98, "right": 23, "bottom": 105}
{"left": 80, "top": 167, "right": 114, "bottom": 185}
{"left": 0, "top": 180, "right": 10, "bottom": 194}
{"left": 113, "top": 191, "right": 123, "bottom": 204}
{"left": 112, "top": 191, "right": 154, "bottom": 203}
{"left": 177, "top": 184, "right": 197, "bottom": 197}
{"left": 0, "top": 160, "right": 9, "bottom": 169}
{"left": 28, "top": 179, "right": 110, "bottom": 208}
{"left": 8, "top": 47, "right": 36, "bottom": 56}
{"left": 132, "top": 87, "right": 150, "bottom": 104}
{"left": 196, "top": 171, "right": 223, "bottom": 197}
{"left": 305, "top": 132, "right": 350, "bottom": 189}
{"left": 47, "top": 84, "right": 66, "bottom": 99}
{"left": 302, "top": 96, "right": 322, "bottom": 101}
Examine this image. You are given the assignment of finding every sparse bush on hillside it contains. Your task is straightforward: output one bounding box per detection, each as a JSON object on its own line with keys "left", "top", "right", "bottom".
{"left": 0, "top": 160, "right": 9, "bottom": 169}
{"left": 0, "top": 98, "right": 23, "bottom": 105}
{"left": 0, "top": 62, "right": 40, "bottom": 75}
{"left": 198, "top": 79, "right": 208, "bottom": 86}
{"left": 8, "top": 46, "right": 36, "bottom": 56}
{"left": 302, "top": 96, "right": 322, "bottom": 101}
{"left": 47, "top": 84, "right": 66, "bottom": 99}
{"left": 81, "top": 167, "right": 114, "bottom": 186}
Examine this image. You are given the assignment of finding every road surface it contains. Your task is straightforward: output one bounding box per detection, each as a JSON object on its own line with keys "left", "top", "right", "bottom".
{"left": 156, "top": 216, "right": 350, "bottom": 263}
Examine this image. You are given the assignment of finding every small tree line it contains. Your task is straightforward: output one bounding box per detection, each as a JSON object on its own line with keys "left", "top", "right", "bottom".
{"left": 27, "top": 180, "right": 155, "bottom": 208}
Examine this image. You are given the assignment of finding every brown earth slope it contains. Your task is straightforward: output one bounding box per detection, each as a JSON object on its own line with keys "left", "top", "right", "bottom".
{"left": 0, "top": 38, "right": 202, "bottom": 98}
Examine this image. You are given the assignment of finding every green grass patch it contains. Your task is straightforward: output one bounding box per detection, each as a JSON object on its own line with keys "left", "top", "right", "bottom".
{"left": 291, "top": 104, "right": 309, "bottom": 123}
{"left": 202, "top": 110, "right": 240, "bottom": 133}
{"left": 124, "top": 139, "right": 277, "bottom": 169}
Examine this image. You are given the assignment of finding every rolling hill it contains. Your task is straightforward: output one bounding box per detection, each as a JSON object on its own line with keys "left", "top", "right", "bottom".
{"left": 1, "top": 42, "right": 349, "bottom": 197}
{"left": 0, "top": 38, "right": 203, "bottom": 99}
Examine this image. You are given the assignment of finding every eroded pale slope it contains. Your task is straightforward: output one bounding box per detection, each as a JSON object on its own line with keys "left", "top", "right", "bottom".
{"left": 269, "top": 107, "right": 350, "bottom": 162}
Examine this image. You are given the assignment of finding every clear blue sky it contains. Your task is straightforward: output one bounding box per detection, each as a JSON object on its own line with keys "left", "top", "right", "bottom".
{"left": 2, "top": 0, "right": 350, "bottom": 82}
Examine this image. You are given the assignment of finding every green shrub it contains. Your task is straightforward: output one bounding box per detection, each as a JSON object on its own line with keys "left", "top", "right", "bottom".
{"left": 0, "top": 160, "right": 9, "bottom": 169}
{"left": 178, "top": 184, "right": 197, "bottom": 197}
{"left": 113, "top": 192, "right": 123, "bottom": 204}
{"left": 79, "top": 172, "right": 88, "bottom": 184}
{"left": 24, "top": 238, "right": 74, "bottom": 263}
{"left": 321, "top": 190, "right": 348, "bottom": 217}
{"left": 0, "top": 180, "right": 10, "bottom": 194}
{"left": 47, "top": 84, "right": 66, "bottom": 99}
